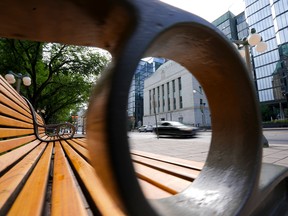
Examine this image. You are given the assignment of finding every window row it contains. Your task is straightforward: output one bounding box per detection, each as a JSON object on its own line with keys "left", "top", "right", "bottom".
{"left": 274, "top": 12, "right": 288, "bottom": 31}
{"left": 256, "top": 62, "right": 278, "bottom": 78}
{"left": 257, "top": 75, "right": 273, "bottom": 89}
{"left": 258, "top": 88, "right": 274, "bottom": 101}
{"left": 149, "top": 77, "right": 182, "bottom": 115}
{"left": 271, "top": 0, "right": 288, "bottom": 16}
{"left": 247, "top": 5, "right": 271, "bottom": 26}
{"left": 276, "top": 26, "right": 288, "bottom": 44}
{"left": 246, "top": 0, "right": 270, "bottom": 16}
{"left": 254, "top": 49, "right": 280, "bottom": 67}
{"left": 250, "top": 18, "right": 274, "bottom": 36}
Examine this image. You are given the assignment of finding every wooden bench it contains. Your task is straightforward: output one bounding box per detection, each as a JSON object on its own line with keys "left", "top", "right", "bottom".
{"left": 1, "top": 0, "right": 288, "bottom": 215}
{"left": 0, "top": 75, "right": 203, "bottom": 215}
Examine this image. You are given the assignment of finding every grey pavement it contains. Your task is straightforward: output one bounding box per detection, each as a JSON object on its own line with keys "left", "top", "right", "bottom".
{"left": 128, "top": 128, "right": 288, "bottom": 167}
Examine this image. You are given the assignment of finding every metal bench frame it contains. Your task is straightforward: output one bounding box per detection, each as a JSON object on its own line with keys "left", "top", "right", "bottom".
{"left": 23, "top": 97, "right": 76, "bottom": 141}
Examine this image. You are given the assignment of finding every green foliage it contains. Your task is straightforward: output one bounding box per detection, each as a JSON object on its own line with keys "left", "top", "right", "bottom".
{"left": 0, "top": 39, "right": 110, "bottom": 123}
{"left": 260, "top": 104, "right": 277, "bottom": 122}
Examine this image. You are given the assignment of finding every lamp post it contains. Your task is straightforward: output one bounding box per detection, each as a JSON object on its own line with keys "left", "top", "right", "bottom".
{"left": 233, "top": 28, "right": 269, "bottom": 147}
{"left": 71, "top": 115, "right": 78, "bottom": 134}
{"left": 233, "top": 28, "right": 267, "bottom": 90}
{"left": 4, "top": 71, "right": 31, "bottom": 93}
{"left": 193, "top": 89, "right": 206, "bottom": 128}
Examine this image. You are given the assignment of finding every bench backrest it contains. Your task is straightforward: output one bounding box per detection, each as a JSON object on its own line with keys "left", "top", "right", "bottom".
{"left": 0, "top": 75, "right": 39, "bottom": 154}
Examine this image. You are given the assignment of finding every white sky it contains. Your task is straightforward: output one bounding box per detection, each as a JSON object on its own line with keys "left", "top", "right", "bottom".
{"left": 160, "top": 0, "right": 245, "bottom": 22}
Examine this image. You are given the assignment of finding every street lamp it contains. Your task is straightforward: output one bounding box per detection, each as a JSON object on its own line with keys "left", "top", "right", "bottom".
{"left": 5, "top": 71, "right": 31, "bottom": 93}
{"left": 193, "top": 89, "right": 206, "bottom": 128}
{"left": 233, "top": 28, "right": 269, "bottom": 147}
{"left": 233, "top": 28, "right": 268, "bottom": 82}
{"left": 72, "top": 115, "right": 78, "bottom": 133}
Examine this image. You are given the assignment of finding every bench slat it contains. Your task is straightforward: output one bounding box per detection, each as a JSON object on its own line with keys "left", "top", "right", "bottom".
{"left": 0, "top": 115, "right": 34, "bottom": 128}
{"left": 66, "top": 139, "right": 89, "bottom": 161}
{"left": 0, "top": 92, "right": 32, "bottom": 119}
{"left": 7, "top": 143, "right": 53, "bottom": 216}
{"left": 0, "top": 128, "right": 34, "bottom": 138}
{"left": 0, "top": 140, "right": 41, "bottom": 173}
{"left": 0, "top": 103, "right": 33, "bottom": 124}
{"left": 0, "top": 143, "right": 46, "bottom": 215}
{"left": 71, "top": 138, "right": 88, "bottom": 149}
{"left": 51, "top": 141, "right": 88, "bottom": 216}
{"left": 1, "top": 77, "right": 31, "bottom": 114}
{"left": 134, "top": 162, "right": 192, "bottom": 195}
{"left": 0, "top": 135, "right": 36, "bottom": 153}
{"left": 131, "top": 150, "right": 204, "bottom": 170}
{"left": 61, "top": 141, "right": 124, "bottom": 216}
{"left": 138, "top": 179, "right": 173, "bottom": 199}
{"left": 132, "top": 154, "right": 199, "bottom": 180}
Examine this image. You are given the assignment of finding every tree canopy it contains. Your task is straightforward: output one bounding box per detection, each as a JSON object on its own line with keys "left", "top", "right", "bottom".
{"left": 0, "top": 39, "right": 110, "bottom": 123}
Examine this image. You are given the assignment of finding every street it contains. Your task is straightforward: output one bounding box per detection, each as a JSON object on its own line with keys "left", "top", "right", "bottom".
{"left": 128, "top": 129, "right": 288, "bottom": 165}
{"left": 129, "top": 129, "right": 288, "bottom": 146}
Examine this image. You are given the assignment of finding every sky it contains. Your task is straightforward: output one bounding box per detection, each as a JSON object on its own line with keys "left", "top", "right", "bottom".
{"left": 160, "top": 0, "right": 245, "bottom": 22}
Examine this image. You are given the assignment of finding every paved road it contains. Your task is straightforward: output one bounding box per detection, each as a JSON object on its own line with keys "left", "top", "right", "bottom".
{"left": 130, "top": 129, "right": 288, "bottom": 145}
{"left": 263, "top": 129, "right": 288, "bottom": 145}
{"left": 128, "top": 129, "right": 288, "bottom": 165}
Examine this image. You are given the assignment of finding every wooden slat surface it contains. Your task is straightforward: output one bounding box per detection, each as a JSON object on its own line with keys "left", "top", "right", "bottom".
{"left": 131, "top": 150, "right": 204, "bottom": 170}
{"left": 0, "top": 128, "right": 34, "bottom": 138}
{"left": 0, "top": 115, "right": 33, "bottom": 128}
{"left": 71, "top": 138, "right": 88, "bottom": 149}
{"left": 1, "top": 77, "right": 31, "bottom": 114}
{"left": 138, "top": 179, "right": 173, "bottom": 199}
{"left": 0, "top": 143, "right": 47, "bottom": 215}
{"left": 61, "top": 141, "right": 125, "bottom": 216}
{"left": 132, "top": 154, "right": 199, "bottom": 180}
{"left": 0, "top": 103, "right": 33, "bottom": 124}
{"left": 0, "top": 135, "right": 36, "bottom": 153}
{"left": 66, "top": 139, "right": 89, "bottom": 161}
{"left": 0, "top": 92, "right": 31, "bottom": 119}
{"left": 134, "top": 162, "right": 192, "bottom": 195}
{"left": 0, "top": 140, "right": 41, "bottom": 173}
{"left": 7, "top": 143, "right": 53, "bottom": 216}
{"left": 51, "top": 141, "right": 88, "bottom": 216}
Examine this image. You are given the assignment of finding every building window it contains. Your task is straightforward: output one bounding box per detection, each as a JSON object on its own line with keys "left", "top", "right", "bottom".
{"left": 149, "top": 90, "right": 152, "bottom": 115}
{"left": 153, "top": 88, "right": 156, "bottom": 113}
{"left": 172, "top": 80, "right": 176, "bottom": 110}
{"left": 173, "top": 97, "right": 176, "bottom": 110}
{"left": 162, "top": 84, "right": 165, "bottom": 112}
{"left": 157, "top": 86, "right": 160, "bottom": 113}
{"left": 167, "top": 83, "right": 170, "bottom": 111}
{"left": 178, "top": 77, "right": 182, "bottom": 108}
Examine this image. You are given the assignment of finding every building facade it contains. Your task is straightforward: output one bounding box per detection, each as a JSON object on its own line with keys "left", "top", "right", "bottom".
{"left": 244, "top": 0, "right": 287, "bottom": 109}
{"left": 143, "top": 60, "right": 211, "bottom": 127}
{"left": 127, "top": 57, "right": 166, "bottom": 129}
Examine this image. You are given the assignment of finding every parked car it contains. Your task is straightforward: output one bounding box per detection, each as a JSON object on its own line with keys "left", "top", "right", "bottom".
{"left": 138, "top": 125, "right": 153, "bottom": 132}
{"left": 154, "top": 121, "right": 198, "bottom": 137}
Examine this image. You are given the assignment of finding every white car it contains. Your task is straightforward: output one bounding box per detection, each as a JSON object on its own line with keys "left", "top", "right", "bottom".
{"left": 138, "top": 125, "right": 153, "bottom": 132}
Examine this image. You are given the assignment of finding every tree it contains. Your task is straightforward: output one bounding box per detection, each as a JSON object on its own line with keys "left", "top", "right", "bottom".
{"left": 0, "top": 39, "right": 110, "bottom": 123}
{"left": 260, "top": 104, "right": 277, "bottom": 122}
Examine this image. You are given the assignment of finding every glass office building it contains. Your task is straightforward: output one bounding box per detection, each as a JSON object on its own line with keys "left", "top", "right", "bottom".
{"left": 212, "top": 1, "right": 288, "bottom": 119}
{"left": 127, "top": 57, "right": 166, "bottom": 129}
{"left": 244, "top": 0, "right": 288, "bottom": 119}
